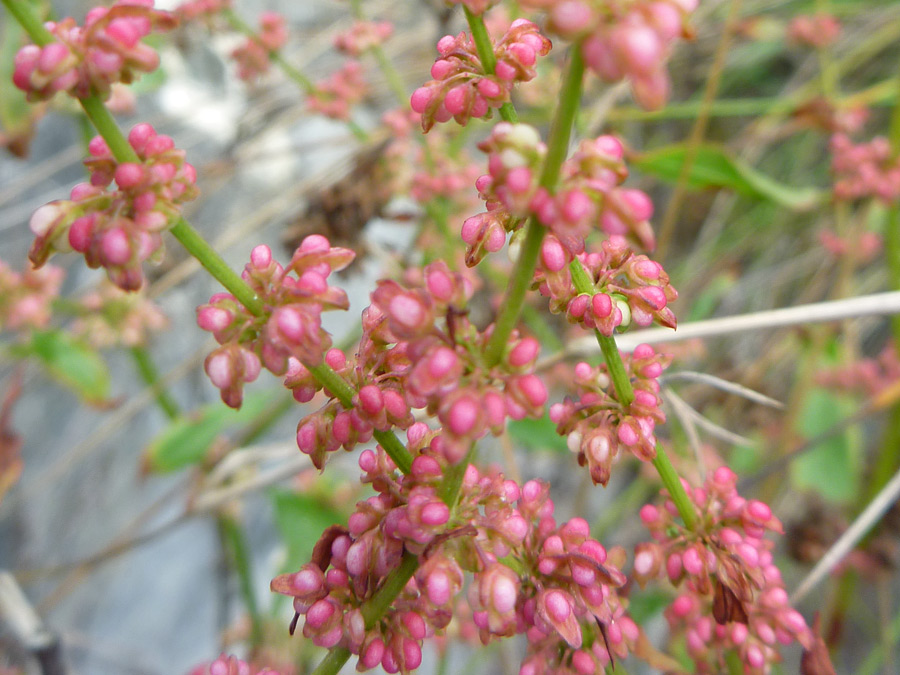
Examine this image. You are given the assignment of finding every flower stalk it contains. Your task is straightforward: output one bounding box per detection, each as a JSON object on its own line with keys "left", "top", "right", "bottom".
{"left": 484, "top": 46, "right": 584, "bottom": 367}
{"left": 569, "top": 258, "right": 697, "bottom": 530}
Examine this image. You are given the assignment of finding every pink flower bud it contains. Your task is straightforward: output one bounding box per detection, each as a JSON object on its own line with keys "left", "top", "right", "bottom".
{"left": 357, "top": 384, "right": 384, "bottom": 416}
{"left": 508, "top": 336, "right": 539, "bottom": 367}
{"left": 29, "top": 203, "right": 65, "bottom": 238}
{"left": 197, "top": 306, "right": 233, "bottom": 333}
{"left": 101, "top": 227, "right": 132, "bottom": 265}
{"left": 447, "top": 395, "right": 479, "bottom": 436}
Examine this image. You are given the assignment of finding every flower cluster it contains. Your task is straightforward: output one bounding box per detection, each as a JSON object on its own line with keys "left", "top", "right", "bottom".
{"left": 71, "top": 280, "right": 169, "bottom": 348}
{"left": 817, "top": 341, "right": 900, "bottom": 398}
{"left": 28, "top": 124, "right": 198, "bottom": 291}
{"left": 231, "top": 12, "right": 288, "bottom": 82}
{"left": 0, "top": 260, "right": 64, "bottom": 333}
{"left": 536, "top": 236, "right": 677, "bottom": 335}
{"left": 635, "top": 467, "right": 812, "bottom": 673}
{"left": 12, "top": 0, "right": 176, "bottom": 102}
{"left": 830, "top": 133, "right": 900, "bottom": 203}
{"left": 273, "top": 452, "right": 629, "bottom": 674}
{"left": 307, "top": 61, "right": 368, "bottom": 121}
{"left": 793, "top": 97, "right": 869, "bottom": 135}
{"left": 550, "top": 343, "right": 669, "bottom": 485}
{"left": 291, "top": 261, "right": 547, "bottom": 467}
{"left": 189, "top": 654, "right": 281, "bottom": 675}
{"left": 461, "top": 123, "right": 545, "bottom": 266}
{"left": 410, "top": 20, "right": 551, "bottom": 132}
{"left": 445, "top": 0, "right": 500, "bottom": 15}
{"left": 787, "top": 13, "right": 841, "bottom": 49}
{"left": 818, "top": 228, "right": 881, "bottom": 263}
{"left": 196, "top": 237, "right": 354, "bottom": 408}
{"left": 463, "top": 126, "right": 658, "bottom": 268}
{"left": 176, "top": 0, "right": 232, "bottom": 23}
{"left": 334, "top": 21, "right": 393, "bottom": 57}
{"left": 522, "top": 0, "right": 697, "bottom": 110}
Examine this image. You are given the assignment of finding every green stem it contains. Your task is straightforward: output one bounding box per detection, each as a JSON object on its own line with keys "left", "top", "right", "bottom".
{"left": 309, "top": 552, "right": 419, "bottom": 675}
{"left": 1, "top": 0, "right": 52, "bottom": 45}
{"left": 170, "top": 219, "right": 264, "bottom": 316}
{"left": 129, "top": 346, "right": 180, "bottom": 419}
{"left": 651, "top": 451, "right": 697, "bottom": 530}
{"left": 724, "top": 649, "right": 744, "bottom": 675}
{"left": 222, "top": 8, "right": 314, "bottom": 93}
{"left": 887, "top": 66, "right": 900, "bottom": 349}
{"left": 309, "top": 523, "right": 437, "bottom": 675}
{"left": 219, "top": 514, "right": 264, "bottom": 648}
{"left": 866, "top": 63, "right": 900, "bottom": 498}
{"left": 5, "top": 0, "right": 419, "bottom": 481}
{"left": 79, "top": 95, "right": 140, "bottom": 162}
{"left": 538, "top": 48, "right": 583, "bottom": 189}
{"left": 369, "top": 45, "right": 408, "bottom": 106}
{"left": 307, "top": 362, "right": 413, "bottom": 475}
{"left": 606, "top": 81, "right": 898, "bottom": 122}
{"left": 74, "top": 95, "right": 268, "bottom": 316}
{"left": 569, "top": 259, "right": 697, "bottom": 530}
{"left": 483, "top": 217, "right": 543, "bottom": 367}
{"left": 464, "top": 7, "right": 497, "bottom": 74}
{"left": 439, "top": 447, "right": 473, "bottom": 508}
{"left": 483, "top": 46, "right": 584, "bottom": 367}
{"left": 222, "top": 7, "right": 368, "bottom": 142}
{"left": 269, "top": 51, "right": 315, "bottom": 93}
{"left": 463, "top": 6, "right": 518, "bottom": 124}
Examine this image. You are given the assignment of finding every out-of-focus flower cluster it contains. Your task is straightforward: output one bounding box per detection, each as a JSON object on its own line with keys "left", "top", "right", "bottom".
{"left": 176, "top": 0, "right": 232, "bottom": 23}
{"left": 334, "top": 21, "right": 393, "bottom": 57}
{"left": 308, "top": 61, "right": 369, "bottom": 121}
{"left": 521, "top": 0, "right": 698, "bottom": 110}
{"left": 817, "top": 341, "right": 900, "bottom": 398}
{"left": 273, "top": 453, "right": 631, "bottom": 674}
{"left": 411, "top": 19, "right": 551, "bottom": 132}
{"left": 231, "top": 12, "right": 288, "bottom": 81}
{"left": 787, "top": 13, "right": 841, "bottom": 49}
{"left": 818, "top": 228, "right": 881, "bottom": 263}
{"left": 196, "top": 237, "right": 354, "bottom": 408}
{"left": 635, "top": 467, "right": 812, "bottom": 673}
{"left": 72, "top": 280, "right": 169, "bottom": 348}
{"left": 28, "top": 124, "right": 198, "bottom": 291}
{"left": 445, "top": 0, "right": 501, "bottom": 15}
{"left": 830, "top": 133, "right": 900, "bottom": 203}
{"left": 550, "top": 343, "right": 669, "bottom": 485}
{"left": 291, "top": 260, "right": 547, "bottom": 468}
{"left": 0, "top": 257, "right": 167, "bottom": 348}
{"left": 0, "top": 260, "right": 64, "bottom": 333}
{"left": 189, "top": 654, "right": 281, "bottom": 675}
{"left": 12, "top": 0, "right": 176, "bottom": 102}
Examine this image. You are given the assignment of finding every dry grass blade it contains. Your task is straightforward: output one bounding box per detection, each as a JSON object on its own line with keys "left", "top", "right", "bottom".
{"left": 563, "top": 291, "right": 900, "bottom": 356}
{"left": 663, "top": 388, "right": 706, "bottom": 477}
{"left": 663, "top": 387, "right": 754, "bottom": 447}
{"left": 662, "top": 371, "right": 784, "bottom": 409}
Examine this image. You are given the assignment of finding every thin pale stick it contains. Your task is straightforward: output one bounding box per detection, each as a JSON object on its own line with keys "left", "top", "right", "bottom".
{"left": 661, "top": 371, "right": 784, "bottom": 409}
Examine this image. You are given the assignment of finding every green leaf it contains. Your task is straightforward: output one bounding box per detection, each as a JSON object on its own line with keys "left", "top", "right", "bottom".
{"left": 509, "top": 414, "right": 568, "bottom": 453}
{"left": 790, "top": 388, "right": 860, "bottom": 503}
{"left": 13, "top": 329, "right": 111, "bottom": 404}
{"left": 627, "top": 588, "right": 672, "bottom": 624}
{"left": 143, "top": 389, "right": 278, "bottom": 473}
{"left": 271, "top": 489, "right": 346, "bottom": 571}
{"left": 632, "top": 144, "right": 823, "bottom": 211}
